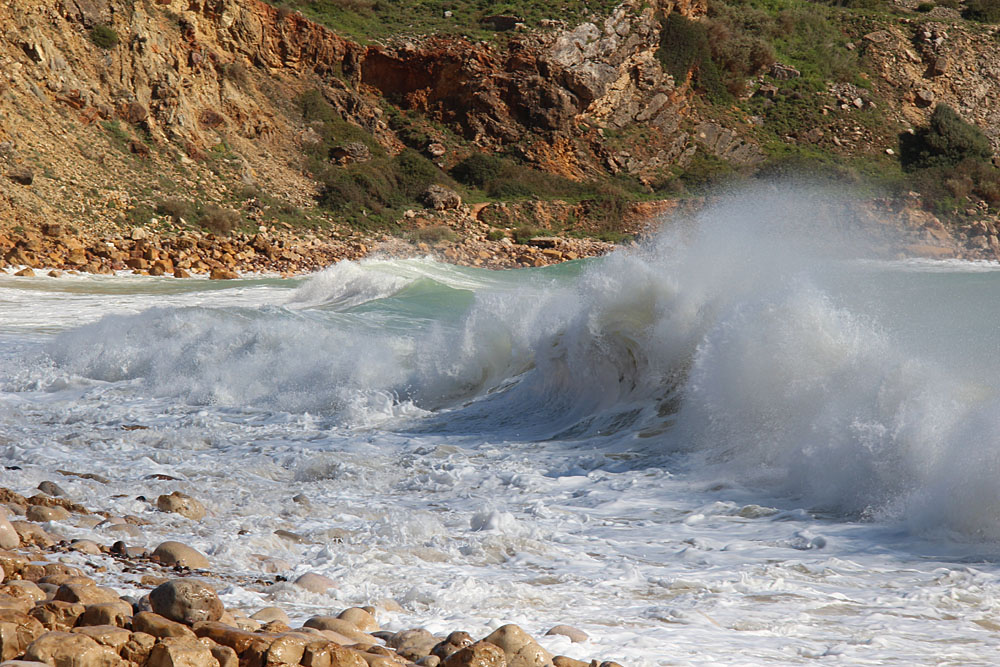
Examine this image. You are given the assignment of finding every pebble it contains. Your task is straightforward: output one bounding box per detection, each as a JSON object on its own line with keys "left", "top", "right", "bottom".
{"left": 0, "top": 510, "right": 20, "bottom": 549}
{"left": 545, "top": 625, "right": 589, "bottom": 643}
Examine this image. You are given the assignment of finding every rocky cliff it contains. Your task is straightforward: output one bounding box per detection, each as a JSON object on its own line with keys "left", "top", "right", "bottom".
{"left": 0, "top": 0, "right": 999, "bottom": 266}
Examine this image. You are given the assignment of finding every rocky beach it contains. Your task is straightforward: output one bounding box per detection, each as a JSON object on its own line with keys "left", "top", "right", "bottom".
{"left": 0, "top": 482, "right": 614, "bottom": 667}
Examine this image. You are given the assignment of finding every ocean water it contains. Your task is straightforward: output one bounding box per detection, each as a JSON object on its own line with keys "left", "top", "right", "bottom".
{"left": 3, "top": 188, "right": 1000, "bottom": 665}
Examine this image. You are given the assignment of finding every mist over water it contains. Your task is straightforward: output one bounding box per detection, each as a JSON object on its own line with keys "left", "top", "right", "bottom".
{"left": 6, "top": 185, "right": 1000, "bottom": 664}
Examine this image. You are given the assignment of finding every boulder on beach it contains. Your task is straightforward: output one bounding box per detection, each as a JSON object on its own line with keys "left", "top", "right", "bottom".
{"left": 152, "top": 542, "right": 209, "bottom": 569}
{"left": 156, "top": 492, "right": 207, "bottom": 521}
{"left": 149, "top": 580, "right": 224, "bottom": 625}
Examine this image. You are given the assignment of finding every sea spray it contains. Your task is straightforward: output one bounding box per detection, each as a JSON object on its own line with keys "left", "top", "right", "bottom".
{"left": 34, "top": 185, "right": 1000, "bottom": 539}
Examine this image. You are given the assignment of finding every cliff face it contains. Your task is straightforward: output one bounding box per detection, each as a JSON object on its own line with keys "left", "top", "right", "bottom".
{"left": 0, "top": 0, "right": 707, "bottom": 232}
{"left": 1, "top": 0, "right": 998, "bottom": 243}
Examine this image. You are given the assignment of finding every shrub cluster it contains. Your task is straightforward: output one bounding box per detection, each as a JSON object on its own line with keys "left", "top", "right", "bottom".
{"left": 900, "top": 104, "right": 999, "bottom": 212}
{"left": 89, "top": 25, "right": 119, "bottom": 49}
{"left": 964, "top": 0, "right": 1000, "bottom": 22}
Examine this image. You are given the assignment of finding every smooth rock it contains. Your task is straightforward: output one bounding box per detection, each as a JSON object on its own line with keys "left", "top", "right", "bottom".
{"left": 0, "top": 611, "right": 45, "bottom": 660}
{"left": 483, "top": 624, "right": 554, "bottom": 667}
{"left": 24, "top": 631, "right": 122, "bottom": 667}
{"left": 132, "top": 612, "right": 197, "bottom": 639}
{"left": 37, "top": 482, "right": 67, "bottom": 498}
{"left": 68, "top": 540, "right": 102, "bottom": 556}
{"left": 156, "top": 492, "right": 206, "bottom": 521}
{"left": 77, "top": 602, "right": 132, "bottom": 628}
{"left": 29, "top": 601, "right": 86, "bottom": 631}
{"left": 545, "top": 626, "right": 588, "bottom": 643}
{"left": 54, "top": 584, "right": 120, "bottom": 606}
{"left": 147, "top": 636, "right": 220, "bottom": 667}
{"left": 388, "top": 629, "right": 439, "bottom": 661}
{"left": 70, "top": 625, "right": 131, "bottom": 651}
{"left": 120, "top": 632, "right": 156, "bottom": 665}
{"left": 10, "top": 522, "right": 54, "bottom": 548}
{"left": 149, "top": 580, "right": 223, "bottom": 625}
{"left": 552, "top": 658, "right": 588, "bottom": 667}
{"left": 0, "top": 511, "right": 19, "bottom": 550}
{"left": 208, "top": 643, "right": 238, "bottom": 667}
{"left": 293, "top": 573, "right": 336, "bottom": 594}
{"left": 25, "top": 506, "right": 70, "bottom": 523}
{"left": 432, "top": 631, "right": 473, "bottom": 660}
{"left": 152, "top": 542, "right": 210, "bottom": 569}
{"left": 337, "top": 607, "right": 379, "bottom": 633}
{"left": 249, "top": 607, "right": 290, "bottom": 625}
{"left": 441, "top": 642, "right": 506, "bottom": 667}
{"left": 327, "top": 647, "right": 368, "bottom": 667}
{"left": 303, "top": 617, "right": 376, "bottom": 644}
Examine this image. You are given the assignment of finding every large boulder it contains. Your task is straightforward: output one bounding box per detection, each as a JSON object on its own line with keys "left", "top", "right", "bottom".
{"left": 441, "top": 642, "right": 506, "bottom": 667}
{"left": 483, "top": 625, "right": 553, "bottom": 667}
{"left": 420, "top": 185, "right": 462, "bottom": 211}
{"left": 0, "top": 611, "right": 45, "bottom": 660}
{"left": 146, "top": 637, "right": 220, "bottom": 667}
{"left": 336, "top": 608, "right": 378, "bottom": 633}
{"left": 23, "top": 631, "right": 123, "bottom": 667}
{"left": 152, "top": 542, "right": 210, "bottom": 569}
{"left": 156, "top": 493, "right": 207, "bottom": 521}
{"left": 132, "top": 612, "right": 197, "bottom": 639}
{"left": 149, "top": 580, "right": 223, "bottom": 625}
{"left": 0, "top": 512, "right": 19, "bottom": 550}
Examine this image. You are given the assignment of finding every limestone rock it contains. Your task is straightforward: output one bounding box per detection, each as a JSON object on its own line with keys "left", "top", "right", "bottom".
{"left": 432, "top": 632, "right": 473, "bottom": 660}
{"left": 292, "top": 573, "right": 335, "bottom": 594}
{"left": 70, "top": 625, "right": 131, "bottom": 652}
{"left": 552, "top": 658, "right": 588, "bottom": 667}
{"left": 303, "top": 617, "right": 376, "bottom": 644}
{"left": 147, "top": 637, "right": 220, "bottom": 667}
{"left": 37, "top": 482, "right": 67, "bottom": 498}
{"left": 152, "top": 542, "right": 210, "bottom": 569}
{"left": 132, "top": 612, "right": 197, "bottom": 639}
{"left": 156, "top": 492, "right": 207, "bottom": 521}
{"left": 0, "top": 512, "right": 18, "bottom": 550}
{"left": 544, "top": 626, "right": 587, "bottom": 643}
{"left": 209, "top": 269, "right": 239, "bottom": 280}
{"left": 149, "top": 580, "right": 223, "bottom": 626}
{"left": 10, "top": 522, "right": 54, "bottom": 548}
{"left": 25, "top": 505, "right": 70, "bottom": 523}
{"left": 77, "top": 602, "right": 133, "bottom": 628}
{"left": 388, "top": 629, "right": 439, "bottom": 661}
{"left": 54, "top": 584, "right": 121, "bottom": 606}
{"left": 191, "top": 622, "right": 270, "bottom": 656}
{"left": 208, "top": 643, "right": 238, "bottom": 667}
{"left": 337, "top": 607, "right": 379, "bottom": 632}
{"left": 24, "top": 631, "right": 123, "bottom": 667}
{"left": 120, "top": 631, "right": 156, "bottom": 664}
{"left": 30, "top": 601, "right": 86, "bottom": 631}
{"left": 0, "top": 611, "right": 45, "bottom": 660}
{"left": 441, "top": 642, "right": 506, "bottom": 667}
{"left": 327, "top": 647, "right": 368, "bottom": 667}
{"left": 249, "top": 607, "right": 290, "bottom": 625}
{"left": 420, "top": 185, "right": 462, "bottom": 211}
{"left": 483, "top": 625, "right": 553, "bottom": 667}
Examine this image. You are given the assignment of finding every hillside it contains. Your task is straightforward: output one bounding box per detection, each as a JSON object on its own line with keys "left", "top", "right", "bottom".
{"left": 1, "top": 0, "right": 999, "bottom": 274}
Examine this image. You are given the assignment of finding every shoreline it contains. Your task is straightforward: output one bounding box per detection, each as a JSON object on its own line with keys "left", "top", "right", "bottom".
{"left": 0, "top": 484, "right": 618, "bottom": 667}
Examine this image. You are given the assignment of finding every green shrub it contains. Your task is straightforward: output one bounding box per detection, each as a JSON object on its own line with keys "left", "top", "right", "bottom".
{"left": 512, "top": 226, "right": 541, "bottom": 244}
{"left": 486, "top": 228, "right": 507, "bottom": 241}
{"left": 156, "top": 197, "right": 191, "bottom": 220}
{"left": 452, "top": 154, "right": 505, "bottom": 187}
{"left": 916, "top": 2, "right": 935, "bottom": 11}
{"left": 409, "top": 225, "right": 457, "bottom": 243}
{"left": 89, "top": 25, "right": 119, "bottom": 49}
{"left": 199, "top": 205, "right": 241, "bottom": 234}
{"left": 964, "top": 0, "right": 1000, "bottom": 21}
{"left": 899, "top": 104, "right": 993, "bottom": 171}
{"left": 657, "top": 14, "right": 730, "bottom": 103}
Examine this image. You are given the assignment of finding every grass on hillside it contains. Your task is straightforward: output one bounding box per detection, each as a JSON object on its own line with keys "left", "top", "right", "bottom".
{"left": 270, "top": 0, "right": 622, "bottom": 42}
